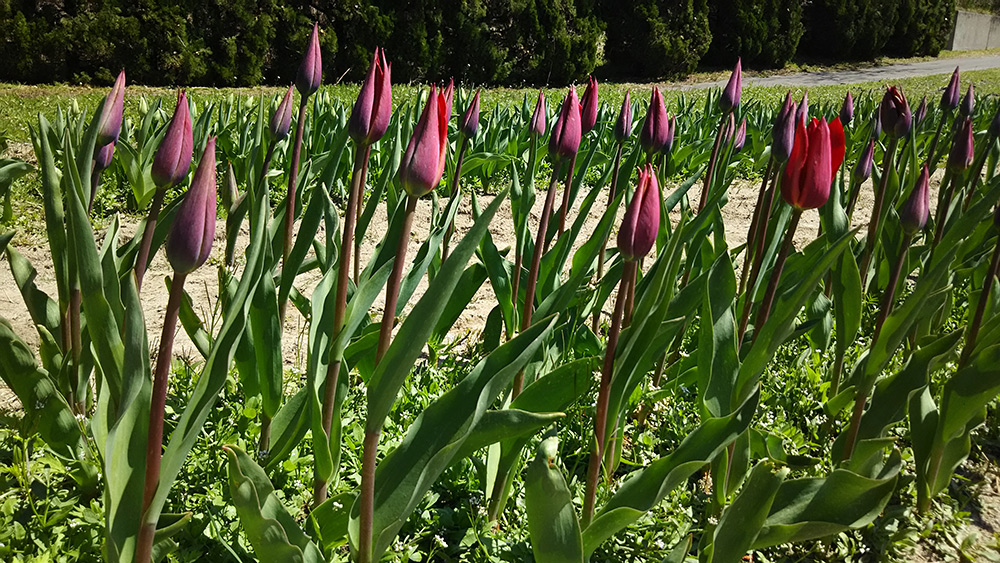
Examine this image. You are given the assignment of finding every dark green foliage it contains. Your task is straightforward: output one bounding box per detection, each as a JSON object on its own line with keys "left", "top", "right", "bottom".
{"left": 887, "top": 0, "right": 956, "bottom": 57}
{"left": 599, "top": 0, "right": 712, "bottom": 79}
{"left": 705, "top": 0, "right": 804, "bottom": 68}
{"left": 801, "top": 0, "right": 900, "bottom": 60}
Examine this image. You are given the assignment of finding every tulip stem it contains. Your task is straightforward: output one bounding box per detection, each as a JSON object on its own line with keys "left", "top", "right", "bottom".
{"left": 442, "top": 135, "right": 469, "bottom": 264}
{"left": 925, "top": 111, "right": 951, "bottom": 172}
{"left": 354, "top": 156, "right": 370, "bottom": 285}
{"left": 583, "top": 259, "right": 637, "bottom": 527}
{"left": 845, "top": 174, "right": 862, "bottom": 224}
{"left": 136, "top": 271, "right": 187, "bottom": 563}
{"left": 738, "top": 171, "right": 781, "bottom": 346}
{"left": 555, "top": 153, "right": 577, "bottom": 244}
{"left": 283, "top": 96, "right": 311, "bottom": 272}
{"left": 960, "top": 232, "right": 1000, "bottom": 367}
{"left": 751, "top": 208, "right": 801, "bottom": 344}
{"left": 358, "top": 429, "right": 380, "bottom": 563}
{"left": 860, "top": 137, "right": 899, "bottom": 290}
{"left": 739, "top": 157, "right": 775, "bottom": 296}
{"left": 593, "top": 142, "right": 626, "bottom": 334}
{"left": 377, "top": 194, "right": 419, "bottom": 364}
{"left": 134, "top": 187, "right": 168, "bottom": 292}
{"left": 698, "top": 113, "right": 729, "bottom": 213}
{"left": 511, "top": 137, "right": 538, "bottom": 337}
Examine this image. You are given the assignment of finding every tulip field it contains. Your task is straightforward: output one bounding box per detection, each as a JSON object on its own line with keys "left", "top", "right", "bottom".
{"left": 4, "top": 26, "right": 1000, "bottom": 563}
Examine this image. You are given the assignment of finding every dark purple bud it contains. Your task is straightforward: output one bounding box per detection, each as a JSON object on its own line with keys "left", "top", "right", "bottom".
{"left": 900, "top": 164, "right": 930, "bottom": 236}
{"left": 960, "top": 84, "right": 974, "bottom": 117}
{"left": 460, "top": 89, "right": 481, "bottom": 139}
{"left": 151, "top": 91, "right": 194, "bottom": 189}
{"left": 772, "top": 93, "right": 797, "bottom": 162}
{"left": 796, "top": 91, "right": 809, "bottom": 127}
{"left": 880, "top": 86, "right": 911, "bottom": 138}
{"left": 96, "top": 70, "right": 126, "bottom": 147}
{"left": 94, "top": 142, "right": 115, "bottom": 172}
{"left": 720, "top": 58, "right": 742, "bottom": 113}
{"left": 614, "top": 89, "right": 632, "bottom": 144}
{"left": 840, "top": 91, "right": 854, "bottom": 125}
{"left": 665, "top": 114, "right": 676, "bottom": 154}
{"left": 942, "top": 67, "right": 961, "bottom": 111}
{"left": 530, "top": 91, "right": 546, "bottom": 137}
{"left": 296, "top": 23, "right": 322, "bottom": 97}
{"left": 549, "top": 87, "right": 582, "bottom": 161}
{"left": 948, "top": 117, "right": 974, "bottom": 173}
{"left": 733, "top": 118, "right": 747, "bottom": 153}
{"left": 270, "top": 85, "right": 294, "bottom": 141}
{"left": 854, "top": 138, "right": 875, "bottom": 182}
{"left": 166, "top": 137, "right": 217, "bottom": 274}
{"left": 914, "top": 96, "right": 928, "bottom": 127}
{"left": 640, "top": 87, "right": 669, "bottom": 155}
{"left": 349, "top": 47, "right": 392, "bottom": 146}
{"left": 617, "top": 164, "right": 660, "bottom": 261}
{"left": 580, "top": 76, "right": 599, "bottom": 134}
{"left": 872, "top": 112, "right": 882, "bottom": 139}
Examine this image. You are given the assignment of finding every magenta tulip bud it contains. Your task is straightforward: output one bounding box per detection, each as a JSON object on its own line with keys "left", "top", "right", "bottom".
{"left": 733, "top": 118, "right": 747, "bottom": 153}
{"left": 617, "top": 164, "right": 661, "bottom": 261}
{"left": 614, "top": 90, "right": 632, "bottom": 144}
{"left": 549, "top": 87, "right": 582, "bottom": 162}
{"left": 942, "top": 67, "right": 961, "bottom": 111}
{"left": 151, "top": 91, "right": 194, "bottom": 189}
{"left": 580, "top": 75, "right": 599, "bottom": 134}
{"left": 914, "top": 96, "right": 928, "bottom": 127}
{"left": 349, "top": 47, "right": 392, "bottom": 146}
{"left": 640, "top": 87, "right": 669, "bottom": 155}
{"left": 94, "top": 142, "right": 115, "bottom": 172}
{"left": 854, "top": 138, "right": 875, "bottom": 182}
{"left": 772, "top": 93, "right": 797, "bottom": 162}
{"left": 96, "top": 70, "right": 126, "bottom": 147}
{"left": 948, "top": 117, "right": 974, "bottom": 173}
{"left": 530, "top": 91, "right": 546, "bottom": 137}
{"left": 296, "top": 23, "right": 322, "bottom": 97}
{"left": 900, "top": 164, "right": 930, "bottom": 236}
{"left": 796, "top": 91, "right": 809, "bottom": 127}
{"left": 399, "top": 85, "right": 449, "bottom": 198}
{"left": 720, "top": 58, "right": 742, "bottom": 113}
{"left": 840, "top": 92, "right": 854, "bottom": 125}
{"left": 781, "top": 117, "right": 846, "bottom": 210}
{"left": 270, "top": 85, "right": 294, "bottom": 141}
{"left": 166, "top": 137, "right": 217, "bottom": 274}
{"left": 665, "top": 114, "right": 676, "bottom": 154}
{"left": 960, "top": 84, "right": 975, "bottom": 117}
{"left": 880, "top": 86, "right": 911, "bottom": 139}
{"left": 460, "top": 89, "right": 481, "bottom": 139}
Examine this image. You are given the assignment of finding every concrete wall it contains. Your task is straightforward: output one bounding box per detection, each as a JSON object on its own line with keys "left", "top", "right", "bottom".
{"left": 949, "top": 9, "right": 1000, "bottom": 50}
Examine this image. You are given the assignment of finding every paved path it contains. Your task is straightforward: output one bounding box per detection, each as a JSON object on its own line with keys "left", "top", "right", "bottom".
{"left": 688, "top": 53, "right": 1000, "bottom": 89}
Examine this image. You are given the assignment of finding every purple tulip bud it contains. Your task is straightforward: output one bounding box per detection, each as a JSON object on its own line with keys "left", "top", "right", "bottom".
{"left": 580, "top": 75, "right": 599, "bottom": 134}
{"left": 399, "top": 85, "right": 450, "bottom": 198}
{"left": 460, "top": 89, "right": 481, "bottom": 139}
{"left": 900, "top": 164, "right": 930, "bottom": 236}
{"left": 772, "top": 93, "right": 797, "bottom": 162}
{"left": 618, "top": 164, "right": 661, "bottom": 261}
{"left": 840, "top": 91, "right": 854, "bottom": 125}
{"left": 166, "top": 137, "right": 217, "bottom": 274}
{"left": 665, "top": 114, "right": 676, "bottom": 154}
{"left": 721, "top": 113, "right": 736, "bottom": 146}
{"left": 614, "top": 90, "right": 632, "bottom": 144}
{"left": 270, "top": 85, "right": 294, "bottom": 141}
{"left": 96, "top": 70, "right": 126, "bottom": 147}
{"left": 960, "top": 84, "right": 975, "bottom": 117}
{"left": 151, "top": 91, "right": 194, "bottom": 189}
{"left": 530, "top": 91, "right": 546, "bottom": 137}
{"left": 914, "top": 96, "right": 928, "bottom": 127}
{"left": 990, "top": 104, "right": 1000, "bottom": 138}
{"left": 296, "top": 23, "right": 322, "bottom": 97}
{"left": 349, "top": 47, "right": 392, "bottom": 146}
{"left": 733, "top": 118, "right": 747, "bottom": 153}
{"left": 94, "top": 141, "right": 115, "bottom": 172}
{"left": 880, "top": 86, "right": 911, "bottom": 138}
{"left": 640, "top": 87, "right": 669, "bottom": 155}
{"left": 872, "top": 113, "right": 882, "bottom": 140}
{"left": 942, "top": 67, "right": 961, "bottom": 111}
{"left": 720, "top": 58, "right": 742, "bottom": 113}
{"left": 796, "top": 91, "right": 809, "bottom": 127}
{"left": 854, "top": 138, "right": 875, "bottom": 181}
{"left": 549, "top": 87, "right": 582, "bottom": 161}
{"left": 948, "top": 117, "right": 974, "bottom": 173}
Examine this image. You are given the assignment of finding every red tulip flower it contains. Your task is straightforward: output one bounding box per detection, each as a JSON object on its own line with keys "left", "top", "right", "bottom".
{"left": 781, "top": 117, "right": 845, "bottom": 210}
{"left": 618, "top": 164, "right": 661, "bottom": 261}
{"left": 349, "top": 47, "right": 392, "bottom": 146}
{"left": 400, "top": 85, "right": 450, "bottom": 198}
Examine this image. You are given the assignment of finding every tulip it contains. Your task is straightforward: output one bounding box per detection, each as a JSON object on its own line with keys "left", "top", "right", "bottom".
{"left": 942, "top": 67, "right": 961, "bottom": 111}
{"left": 580, "top": 75, "right": 599, "bottom": 134}
{"left": 872, "top": 112, "right": 882, "bottom": 140}
{"left": 960, "top": 84, "right": 975, "bottom": 117}
{"left": 270, "top": 85, "right": 294, "bottom": 141}
{"left": 733, "top": 118, "right": 747, "bottom": 153}
{"left": 949, "top": 117, "right": 974, "bottom": 173}
{"left": 348, "top": 47, "right": 392, "bottom": 146}
{"left": 880, "top": 86, "right": 912, "bottom": 139}
{"left": 721, "top": 113, "right": 736, "bottom": 147}
{"left": 400, "top": 85, "right": 450, "bottom": 198}
{"left": 840, "top": 91, "right": 854, "bottom": 125}
{"left": 530, "top": 91, "right": 546, "bottom": 136}
{"left": 781, "top": 117, "right": 845, "bottom": 211}
{"left": 640, "top": 87, "right": 669, "bottom": 157}
{"left": 443, "top": 88, "right": 480, "bottom": 262}
{"left": 96, "top": 70, "right": 125, "bottom": 147}
{"left": 548, "top": 87, "right": 582, "bottom": 162}
{"left": 614, "top": 90, "right": 632, "bottom": 144}
{"left": 166, "top": 138, "right": 217, "bottom": 274}
{"left": 720, "top": 58, "right": 742, "bottom": 113}
{"left": 854, "top": 138, "right": 875, "bottom": 182}
{"left": 617, "top": 165, "right": 661, "bottom": 261}
{"left": 94, "top": 142, "right": 115, "bottom": 172}
{"left": 901, "top": 165, "right": 931, "bottom": 236}
{"left": 914, "top": 96, "right": 928, "bottom": 127}
{"left": 796, "top": 91, "right": 809, "bottom": 127}
{"left": 460, "top": 89, "right": 481, "bottom": 139}
{"left": 151, "top": 91, "right": 194, "bottom": 189}
{"left": 772, "top": 93, "right": 797, "bottom": 162}
{"left": 961, "top": 202, "right": 1000, "bottom": 369}
{"left": 296, "top": 23, "right": 322, "bottom": 97}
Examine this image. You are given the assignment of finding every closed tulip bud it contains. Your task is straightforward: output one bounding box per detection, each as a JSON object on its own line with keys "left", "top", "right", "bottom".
{"left": 270, "top": 85, "right": 294, "bottom": 141}
{"left": 880, "top": 86, "right": 911, "bottom": 138}
{"left": 348, "top": 47, "right": 392, "bottom": 146}
{"left": 665, "top": 114, "right": 676, "bottom": 154}
{"left": 720, "top": 58, "right": 742, "bottom": 113}
{"left": 460, "top": 89, "right": 481, "bottom": 139}
{"left": 96, "top": 70, "right": 126, "bottom": 147}
{"left": 991, "top": 105, "right": 1000, "bottom": 138}
{"left": 854, "top": 138, "right": 875, "bottom": 182}
{"left": 296, "top": 23, "right": 322, "bottom": 97}
{"left": 94, "top": 141, "right": 115, "bottom": 172}
{"left": 549, "top": 87, "right": 582, "bottom": 161}
{"left": 166, "top": 137, "right": 217, "bottom": 274}
{"left": 614, "top": 90, "right": 632, "bottom": 144}
{"left": 840, "top": 91, "right": 854, "bottom": 125}
{"left": 580, "top": 75, "right": 599, "bottom": 134}
{"left": 617, "top": 164, "right": 661, "bottom": 261}
{"left": 781, "top": 117, "right": 846, "bottom": 210}
{"left": 960, "top": 84, "right": 975, "bottom": 117}
{"left": 530, "top": 91, "right": 546, "bottom": 137}
{"left": 900, "top": 164, "right": 930, "bottom": 236}
{"left": 948, "top": 117, "right": 974, "bottom": 173}
{"left": 222, "top": 162, "right": 240, "bottom": 212}
{"left": 152, "top": 91, "right": 194, "bottom": 188}
{"left": 915, "top": 96, "right": 928, "bottom": 127}
{"left": 796, "top": 91, "right": 809, "bottom": 127}
{"left": 399, "top": 85, "right": 449, "bottom": 198}
{"left": 942, "top": 67, "right": 961, "bottom": 111}
{"left": 772, "top": 93, "right": 797, "bottom": 162}
{"left": 640, "top": 87, "right": 669, "bottom": 155}
{"left": 733, "top": 118, "right": 747, "bottom": 153}
{"left": 872, "top": 113, "right": 882, "bottom": 140}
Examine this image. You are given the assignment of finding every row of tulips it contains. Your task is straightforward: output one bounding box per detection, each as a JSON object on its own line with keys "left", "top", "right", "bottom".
{"left": 2, "top": 23, "right": 1000, "bottom": 561}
